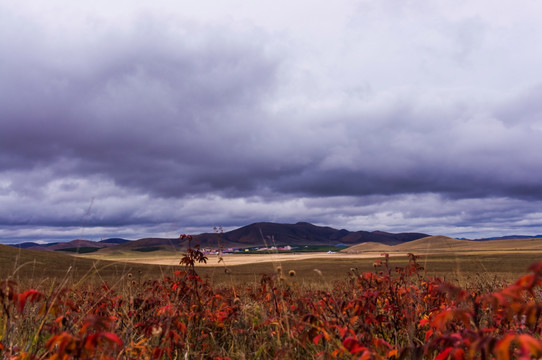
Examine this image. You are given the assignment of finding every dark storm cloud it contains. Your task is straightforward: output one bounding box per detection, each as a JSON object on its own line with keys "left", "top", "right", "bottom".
{"left": 2, "top": 0, "right": 542, "bottom": 242}
{"left": 2, "top": 4, "right": 542, "bottom": 205}
{"left": 0, "top": 12, "right": 282, "bottom": 195}
{"left": 261, "top": 98, "right": 542, "bottom": 201}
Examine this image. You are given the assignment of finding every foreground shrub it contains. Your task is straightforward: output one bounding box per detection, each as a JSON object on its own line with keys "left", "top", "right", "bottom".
{"left": 2, "top": 236, "right": 542, "bottom": 359}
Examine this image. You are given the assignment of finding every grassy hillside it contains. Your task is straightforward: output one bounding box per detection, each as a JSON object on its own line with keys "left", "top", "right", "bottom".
{"left": 343, "top": 236, "right": 542, "bottom": 254}
{"left": 0, "top": 244, "right": 176, "bottom": 288}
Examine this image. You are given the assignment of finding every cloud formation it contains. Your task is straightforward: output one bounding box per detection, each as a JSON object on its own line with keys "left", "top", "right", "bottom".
{"left": 1, "top": 0, "right": 542, "bottom": 242}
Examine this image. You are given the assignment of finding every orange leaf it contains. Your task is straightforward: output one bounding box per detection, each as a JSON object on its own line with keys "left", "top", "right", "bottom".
{"left": 431, "top": 309, "right": 454, "bottom": 331}
{"left": 517, "top": 334, "right": 542, "bottom": 357}
{"left": 419, "top": 318, "right": 429, "bottom": 327}
{"left": 495, "top": 334, "right": 514, "bottom": 360}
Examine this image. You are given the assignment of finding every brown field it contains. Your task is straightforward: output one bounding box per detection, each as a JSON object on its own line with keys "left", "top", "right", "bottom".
{"left": 73, "top": 236, "right": 542, "bottom": 287}
{"left": 4, "top": 236, "right": 542, "bottom": 288}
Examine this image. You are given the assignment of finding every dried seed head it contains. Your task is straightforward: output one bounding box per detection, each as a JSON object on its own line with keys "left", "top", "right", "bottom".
{"left": 127, "top": 273, "right": 133, "bottom": 278}
{"left": 152, "top": 326, "right": 162, "bottom": 337}
{"left": 313, "top": 269, "right": 323, "bottom": 276}
{"left": 276, "top": 266, "right": 282, "bottom": 274}
{"left": 288, "top": 270, "right": 296, "bottom": 277}
{"left": 224, "top": 268, "right": 232, "bottom": 274}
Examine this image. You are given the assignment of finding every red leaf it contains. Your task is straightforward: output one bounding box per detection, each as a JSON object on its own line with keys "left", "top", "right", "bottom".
{"left": 342, "top": 337, "right": 367, "bottom": 354}
{"left": 313, "top": 333, "right": 323, "bottom": 345}
{"left": 452, "top": 348, "right": 465, "bottom": 360}
{"left": 17, "top": 289, "right": 43, "bottom": 313}
{"left": 84, "top": 334, "right": 99, "bottom": 350}
{"left": 528, "top": 259, "right": 542, "bottom": 275}
{"left": 101, "top": 332, "right": 124, "bottom": 347}
{"left": 514, "top": 274, "right": 540, "bottom": 289}
{"left": 153, "top": 347, "right": 165, "bottom": 359}
{"left": 435, "top": 347, "right": 453, "bottom": 360}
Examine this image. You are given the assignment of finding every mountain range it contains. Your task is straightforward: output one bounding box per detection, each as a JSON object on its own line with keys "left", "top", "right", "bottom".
{"left": 8, "top": 222, "right": 542, "bottom": 254}
{"left": 8, "top": 222, "right": 429, "bottom": 253}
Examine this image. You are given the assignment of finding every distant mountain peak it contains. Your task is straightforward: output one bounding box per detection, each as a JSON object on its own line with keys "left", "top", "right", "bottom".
{"left": 5, "top": 222, "right": 431, "bottom": 252}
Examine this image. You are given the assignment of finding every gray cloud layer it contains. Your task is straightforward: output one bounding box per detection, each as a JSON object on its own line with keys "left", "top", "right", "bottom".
{"left": 1, "top": 1, "right": 542, "bottom": 242}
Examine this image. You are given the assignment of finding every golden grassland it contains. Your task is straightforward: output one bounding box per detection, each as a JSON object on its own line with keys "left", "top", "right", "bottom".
{"left": 344, "top": 235, "right": 542, "bottom": 254}
{"left": 3, "top": 236, "right": 542, "bottom": 288}
{"left": 0, "top": 245, "right": 173, "bottom": 289}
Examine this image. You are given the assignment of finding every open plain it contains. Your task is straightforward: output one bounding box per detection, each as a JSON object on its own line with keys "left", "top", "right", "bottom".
{"left": 4, "top": 236, "right": 542, "bottom": 288}
{"left": 67, "top": 236, "right": 542, "bottom": 287}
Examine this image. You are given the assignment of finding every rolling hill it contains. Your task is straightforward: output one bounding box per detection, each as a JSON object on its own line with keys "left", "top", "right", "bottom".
{"left": 342, "top": 236, "right": 542, "bottom": 254}
{"left": 0, "top": 244, "right": 166, "bottom": 285}
{"left": 9, "top": 238, "right": 131, "bottom": 252}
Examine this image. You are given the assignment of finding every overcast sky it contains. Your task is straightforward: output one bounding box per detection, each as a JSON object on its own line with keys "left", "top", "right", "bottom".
{"left": 2, "top": 0, "right": 542, "bottom": 243}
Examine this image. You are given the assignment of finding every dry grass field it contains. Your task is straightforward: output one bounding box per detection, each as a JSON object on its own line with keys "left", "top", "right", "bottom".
{"left": 70, "top": 236, "right": 542, "bottom": 288}
{"left": 344, "top": 235, "right": 542, "bottom": 254}
{"left": 0, "top": 244, "right": 175, "bottom": 289}
{"left": 3, "top": 236, "right": 542, "bottom": 288}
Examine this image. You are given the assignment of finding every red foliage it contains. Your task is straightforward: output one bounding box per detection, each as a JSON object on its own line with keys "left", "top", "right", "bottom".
{"left": 2, "top": 250, "right": 542, "bottom": 359}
